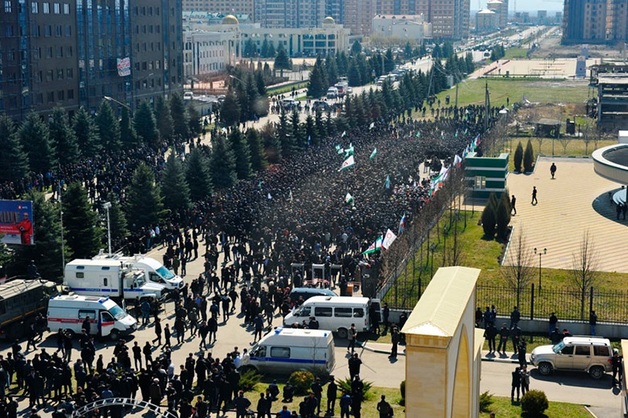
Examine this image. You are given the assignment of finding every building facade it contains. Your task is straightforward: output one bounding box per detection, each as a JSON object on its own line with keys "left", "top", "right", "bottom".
{"left": 562, "top": 0, "right": 628, "bottom": 44}
{"left": 416, "top": 0, "right": 470, "bottom": 39}
{"left": 343, "top": 0, "right": 375, "bottom": 35}
{"left": 0, "top": 0, "right": 183, "bottom": 120}
{"left": 486, "top": 0, "right": 507, "bottom": 28}
{"left": 181, "top": 0, "right": 255, "bottom": 19}
{"left": 254, "top": 0, "right": 326, "bottom": 28}
{"left": 372, "top": 14, "right": 431, "bottom": 42}
{"left": 475, "top": 9, "right": 497, "bottom": 33}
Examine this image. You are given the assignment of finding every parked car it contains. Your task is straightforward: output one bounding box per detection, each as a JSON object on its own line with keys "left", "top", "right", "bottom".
{"left": 529, "top": 336, "right": 613, "bottom": 379}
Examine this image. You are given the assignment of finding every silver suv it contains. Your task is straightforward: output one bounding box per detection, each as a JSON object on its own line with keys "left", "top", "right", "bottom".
{"left": 530, "top": 336, "right": 613, "bottom": 379}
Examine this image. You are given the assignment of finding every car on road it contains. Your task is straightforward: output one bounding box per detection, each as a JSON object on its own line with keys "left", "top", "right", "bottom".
{"left": 529, "top": 336, "right": 613, "bottom": 379}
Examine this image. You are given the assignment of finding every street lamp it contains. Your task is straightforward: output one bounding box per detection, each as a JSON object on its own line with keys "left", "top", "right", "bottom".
{"left": 103, "top": 202, "right": 112, "bottom": 256}
{"left": 429, "top": 242, "right": 437, "bottom": 277}
{"left": 103, "top": 95, "right": 131, "bottom": 111}
{"left": 534, "top": 247, "right": 546, "bottom": 292}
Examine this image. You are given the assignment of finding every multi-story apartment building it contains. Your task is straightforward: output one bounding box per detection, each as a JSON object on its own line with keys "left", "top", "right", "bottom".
{"left": 0, "top": 0, "right": 183, "bottom": 121}
{"left": 375, "top": 0, "right": 418, "bottom": 15}
{"left": 254, "top": 0, "right": 326, "bottom": 28}
{"left": 343, "top": 0, "right": 375, "bottom": 35}
{"left": 182, "top": 0, "right": 255, "bottom": 19}
{"left": 416, "top": 0, "right": 470, "bottom": 39}
{"left": 563, "top": 0, "right": 628, "bottom": 44}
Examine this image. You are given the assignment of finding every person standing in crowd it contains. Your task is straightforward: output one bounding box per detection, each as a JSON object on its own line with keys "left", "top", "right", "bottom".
{"left": 612, "top": 349, "right": 623, "bottom": 386}
{"left": 326, "top": 376, "right": 338, "bottom": 415}
{"left": 390, "top": 326, "right": 400, "bottom": 359}
{"left": 511, "top": 195, "right": 517, "bottom": 215}
{"left": 348, "top": 353, "right": 362, "bottom": 380}
{"left": 590, "top": 310, "right": 598, "bottom": 336}
{"left": 549, "top": 312, "right": 558, "bottom": 336}
{"left": 347, "top": 324, "right": 357, "bottom": 353}
{"left": 520, "top": 365, "right": 530, "bottom": 397}
{"left": 511, "top": 367, "right": 521, "bottom": 403}
{"left": 484, "top": 322, "right": 497, "bottom": 354}
{"left": 382, "top": 303, "right": 390, "bottom": 335}
{"left": 531, "top": 186, "right": 538, "bottom": 205}
{"left": 550, "top": 162, "right": 557, "bottom": 179}
{"left": 376, "top": 394, "right": 393, "bottom": 418}
{"left": 510, "top": 306, "right": 520, "bottom": 329}
{"left": 339, "top": 391, "right": 352, "bottom": 418}
{"left": 497, "top": 323, "right": 510, "bottom": 355}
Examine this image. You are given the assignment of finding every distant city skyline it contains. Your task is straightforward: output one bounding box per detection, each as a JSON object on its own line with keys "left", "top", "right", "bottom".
{"left": 475, "top": 0, "right": 563, "bottom": 12}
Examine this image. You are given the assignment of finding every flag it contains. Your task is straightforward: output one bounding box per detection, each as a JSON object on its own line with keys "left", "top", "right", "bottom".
{"left": 307, "top": 135, "right": 311, "bottom": 146}
{"left": 337, "top": 145, "right": 345, "bottom": 155}
{"left": 362, "top": 235, "right": 383, "bottom": 255}
{"left": 369, "top": 122, "right": 375, "bottom": 130}
{"left": 267, "top": 193, "right": 272, "bottom": 200}
{"left": 385, "top": 175, "right": 391, "bottom": 189}
{"left": 454, "top": 130, "right": 458, "bottom": 138}
{"left": 339, "top": 155, "right": 355, "bottom": 171}
{"left": 382, "top": 229, "right": 397, "bottom": 250}
{"left": 344, "top": 144, "right": 355, "bottom": 157}
{"left": 341, "top": 131, "right": 347, "bottom": 138}
{"left": 398, "top": 214, "right": 406, "bottom": 234}
{"left": 369, "top": 148, "right": 377, "bottom": 160}
{"left": 415, "top": 131, "right": 421, "bottom": 138}
{"left": 345, "top": 193, "right": 354, "bottom": 204}
{"left": 289, "top": 189, "right": 293, "bottom": 202}
{"left": 453, "top": 154, "right": 463, "bottom": 167}
{"left": 473, "top": 134, "right": 481, "bottom": 148}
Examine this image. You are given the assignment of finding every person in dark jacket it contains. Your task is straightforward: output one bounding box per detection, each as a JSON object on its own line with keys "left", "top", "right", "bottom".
{"left": 233, "top": 390, "right": 252, "bottom": 418}
{"left": 497, "top": 324, "right": 510, "bottom": 355}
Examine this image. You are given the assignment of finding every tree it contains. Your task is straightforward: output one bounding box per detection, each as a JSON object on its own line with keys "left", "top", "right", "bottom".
{"left": 62, "top": 182, "right": 103, "bottom": 259}
{"left": 161, "top": 152, "right": 191, "bottom": 217}
{"left": 155, "top": 97, "right": 174, "bottom": 145}
{"left": 187, "top": 105, "right": 202, "bottom": 139}
{"left": 73, "top": 107, "right": 100, "bottom": 158}
{"left": 186, "top": 147, "right": 213, "bottom": 201}
{"left": 95, "top": 101, "right": 121, "bottom": 153}
{"left": 481, "top": 193, "right": 498, "bottom": 238}
{"left": 246, "top": 129, "right": 268, "bottom": 172}
{"left": 134, "top": 101, "right": 160, "bottom": 149}
{"left": 495, "top": 191, "right": 512, "bottom": 240}
{"left": 384, "top": 49, "right": 395, "bottom": 73}
{"left": 170, "top": 93, "right": 189, "bottom": 142}
{"left": 210, "top": 136, "right": 237, "bottom": 189}
{"left": 502, "top": 228, "right": 535, "bottom": 309}
{"left": 308, "top": 64, "right": 326, "bottom": 99}
{"left": 0, "top": 115, "right": 29, "bottom": 183}
{"left": 514, "top": 141, "right": 524, "bottom": 172}
{"left": 19, "top": 112, "right": 55, "bottom": 174}
{"left": 350, "top": 40, "right": 362, "bottom": 56}
{"left": 523, "top": 139, "right": 534, "bottom": 173}
{"left": 11, "top": 191, "right": 68, "bottom": 280}
{"left": 229, "top": 129, "right": 252, "bottom": 180}
{"left": 49, "top": 107, "right": 80, "bottom": 166}
{"left": 570, "top": 231, "right": 598, "bottom": 321}
{"left": 119, "top": 107, "right": 138, "bottom": 146}
{"left": 105, "top": 193, "right": 129, "bottom": 252}
{"left": 125, "top": 163, "right": 167, "bottom": 230}
{"left": 274, "top": 44, "right": 291, "bottom": 76}
{"left": 220, "top": 91, "right": 241, "bottom": 127}
{"left": 347, "top": 61, "right": 361, "bottom": 87}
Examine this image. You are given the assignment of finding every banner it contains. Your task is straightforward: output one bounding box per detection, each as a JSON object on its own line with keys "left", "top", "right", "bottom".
{"left": 117, "top": 57, "right": 131, "bottom": 77}
{"left": 0, "top": 200, "right": 34, "bottom": 245}
{"left": 339, "top": 155, "right": 355, "bottom": 171}
{"left": 382, "top": 229, "right": 397, "bottom": 250}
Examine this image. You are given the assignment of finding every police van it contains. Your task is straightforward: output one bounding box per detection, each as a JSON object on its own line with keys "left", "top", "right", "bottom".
{"left": 47, "top": 295, "right": 137, "bottom": 340}
{"left": 239, "top": 327, "right": 335, "bottom": 375}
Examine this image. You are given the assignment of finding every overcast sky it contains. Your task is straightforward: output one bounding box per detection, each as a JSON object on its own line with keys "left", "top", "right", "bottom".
{"left": 476, "top": 0, "right": 563, "bottom": 12}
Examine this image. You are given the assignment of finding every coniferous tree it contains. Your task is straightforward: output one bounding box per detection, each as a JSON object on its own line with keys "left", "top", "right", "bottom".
{"left": 347, "top": 61, "right": 361, "bottom": 87}
{"left": 496, "top": 190, "right": 512, "bottom": 240}
{"left": 384, "top": 49, "right": 395, "bottom": 73}
{"left": 73, "top": 107, "right": 100, "bottom": 158}
{"left": 62, "top": 182, "right": 103, "bottom": 259}
{"left": 523, "top": 139, "right": 535, "bottom": 173}
{"left": 96, "top": 101, "right": 121, "bottom": 152}
{"left": 125, "top": 163, "right": 167, "bottom": 229}
{"left": 210, "top": 136, "right": 237, "bottom": 189}
{"left": 315, "top": 109, "right": 326, "bottom": 139}
{"left": 514, "top": 141, "right": 524, "bottom": 172}
{"left": 155, "top": 97, "right": 174, "bottom": 145}
{"left": 481, "top": 195, "right": 497, "bottom": 238}
{"left": 161, "top": 152, "right": 191, "bottom": 215}
{"left": 308, "top": 64, "right": 326, "bottom": 99}
{"left": 255, "top": 71, "right": 267, "bottom": 96}
{"left": 19, "top": 112, "right": 55, "bottom": 174}
{"left": 11, "top": 191, "right": 69, "bottom": 279}
{"left": 229, "top": 129, "right": 252, "bottom": 180}
{"left": 187, "top": 105, "right": 202, "bottom": 139}
{"left": 290, "top": 109, "right": 303, "bottom": 152}
{"left": 186, "top": 147, "right": 213, "bottom": 201}
{"left": 220, "top": 91, "right": 241, "bottom": 127}
{"left": 105, "top": 193, "right": 129, "bottom": 252}
{"left": 134, "top": 101, "right": 160, "bottom": 149}
{"left": 304, "top": 114, "right": 316, "bottom": 146}
{"left": 350, "top": 40, "right": 362, "bottom": 56}
{"left": 325, "top": 56, "right": 339, "bottom": 86}
{"left": 0, "top": 115, "right": 29, "bottom": 183}
{"left": 120, "top": 107, "right": 138, "bottom": 146}
{"left": 49, "top": 107, "right": 80, "bottom": 166}
{"left": 246, "top": 129, "right": 268, "bottom": 172}
{"left": 170, "top": 93, "right": 189, "bottom": 141}
{"left": 274, "top": 44, "right": 291, "bottom": 76}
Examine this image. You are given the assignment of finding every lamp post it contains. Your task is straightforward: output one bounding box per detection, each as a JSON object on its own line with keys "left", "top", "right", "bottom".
{"left": 103, "top": 95, "right": 131, "bottom": 111}
{"left": 429, "top": 242, "right": 437, "bottom": 277}
{"left": 534, "top": 247, "right": 546, "bottom": 292}
{"left": 103, "top": 202, "right": 112, "bottom": 256}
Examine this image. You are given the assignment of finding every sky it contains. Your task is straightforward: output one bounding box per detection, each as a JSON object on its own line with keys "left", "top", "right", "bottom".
{"left": 476, "top": 0, "right": 563, "bottom": 12}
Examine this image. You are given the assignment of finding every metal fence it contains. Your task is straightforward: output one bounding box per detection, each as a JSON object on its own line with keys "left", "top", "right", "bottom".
{"left": 475, "top": 284, "right": 628, "bottom": 325}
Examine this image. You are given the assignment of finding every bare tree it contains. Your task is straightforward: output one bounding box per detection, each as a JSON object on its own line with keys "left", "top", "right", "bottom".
{"left": 582, "top": 122, "right": 592, "bottom": 155}
{"left": 569, "top": 231, "right": 599, "bottom": 321}
{"left": 556, "top": 135, "right": 572, "bottom": 155}
{"left": 502, "top": 227, "right": 536, "bottom": 309}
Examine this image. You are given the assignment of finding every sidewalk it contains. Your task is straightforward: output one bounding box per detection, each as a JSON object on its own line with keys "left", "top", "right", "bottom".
{"left": 361, "top": 341, "right": 526, "bottom": 364}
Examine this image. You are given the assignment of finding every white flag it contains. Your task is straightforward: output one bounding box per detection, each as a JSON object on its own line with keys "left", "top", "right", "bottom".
{"left": 382, "top": 229, "right": 397, "bottom": 250}
{"left": 339, "top": 155, "right": 355, "bottom": 171}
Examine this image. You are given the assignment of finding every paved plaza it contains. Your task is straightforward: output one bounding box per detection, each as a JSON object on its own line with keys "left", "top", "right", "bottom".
{"left": 504, "top": 156, "right": 628, "bottom": 273}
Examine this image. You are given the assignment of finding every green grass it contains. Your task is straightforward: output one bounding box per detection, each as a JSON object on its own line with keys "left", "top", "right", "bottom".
{"left": 419, "top": 78, "right": 590, "bottom": 110}
{"left": 250, "top": 382, "right": 404, "bottom": 418}
{"left": 267, "top": 81, "right": 309, "bottom": 96}
{"left": 481, "top": 396, "right": 592, "bottom": 418}
{"left": 504, "top": 48, "right": 529, "bottom": 60}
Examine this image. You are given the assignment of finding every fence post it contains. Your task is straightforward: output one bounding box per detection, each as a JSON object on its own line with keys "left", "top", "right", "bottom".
{"left": 530, "top": 283, "right": 535, "bottom": 321}
{"left": 589, "top": 286, "right": 594, "bottom": 318}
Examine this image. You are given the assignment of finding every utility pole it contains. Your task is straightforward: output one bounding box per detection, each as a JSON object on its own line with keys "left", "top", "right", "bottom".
{"left": 484, "top": 80, "right": 490, "bottom": 132}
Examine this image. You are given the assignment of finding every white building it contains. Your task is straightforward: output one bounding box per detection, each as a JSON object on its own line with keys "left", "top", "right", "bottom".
{"left": 476, "top": 9, "right": 498, "bottom": 33}
{"left": 372, "top": 14, "right": 432, "bottom": 42}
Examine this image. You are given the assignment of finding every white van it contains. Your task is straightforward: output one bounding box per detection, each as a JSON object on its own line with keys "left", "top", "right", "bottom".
{"left": 47, "top": 295, "right": 137, "bottom": 341}
{"left": 326, "top": 87, "right": 339, "bottom": 99}
{"left": 239, "top": 327, "right": 335, "bottom": 374}
{"left": 283, "top": 296, "right": 381, "bottom": 338}
{"left": 93, "top": 253, "right": 184, "bottom": 290}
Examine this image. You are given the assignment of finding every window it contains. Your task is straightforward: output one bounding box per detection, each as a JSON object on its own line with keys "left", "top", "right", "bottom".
{"left": 78, "top": 309, "right": 96, "bottom": 320}
{"left": 4, "top": 0, "right": 11, "bottom": 13}
{"left": 47, "top": 92, "right": 55, "bottom": 103}
{"left": 57, "top": 90, "right": 64, "bottom": 100}
{"left": 474, "top": 176, "right": 486, "bottom": 189}
{"left": 270, "top": 347, "right": 290, "bottom": 358}
{"left": 67, "top": 89, "right": 74, "bottom": 99}
{"left": 42, "top": 2, "right": 49, "bottom": 13}
{"left": 314, "top": 307, "right": 332, "bottom": 317}
{"left": 53, "top": 2, "right": 59, "bottom": 13}
{"left": 31, "top": 2, "right": 38, "bottom": 13}
{"left": 575, "top": 345, "right": 590, "bottom": 356}
{"left": 63, "top": 3, "right": 69, "bottom": 13}
{"left": 335, "top": 307, "right": 352, "bottom": 318}
{"left": 65, "top": 25, "right": 71, "bottom": 36}
{"left": 560, "top": 346, "right": 573, "bottom": 355}
{"left": 46, "top": 69, "right": 53, "bottom": 81}
{"left": 103, "top": 278, "right": 108, "bottom": 286}
{"left": 353, "top": 308, "right": 364, "bottom": 318}
{"left": 593, "top": 346, "right": 610, "bottom": 356}
{"left": 57, "top": 69, "right": 63, "bottom": 79}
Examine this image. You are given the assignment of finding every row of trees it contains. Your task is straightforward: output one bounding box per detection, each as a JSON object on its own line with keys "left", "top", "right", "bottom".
{"left": 221, "top": 68, "right": 270, "bottom": 126}
{"left": 0, "top": 94, "right": 202, "bottom": 184}
{"left": 513, "top": 139, "right": 535, "bottom": 173}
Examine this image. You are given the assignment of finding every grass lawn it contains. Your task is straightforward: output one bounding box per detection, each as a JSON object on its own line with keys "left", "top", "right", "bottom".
{"left": 420, "top": 78, "right": 590, "bottom": 110}
{"left": 267, "top": 82, "right": 309, "bottom": 96}
{"left": 250, "top": 382, "right": 404, "bottom": 418}
{"left": 504, "top": 48, "right": 529, "bottom": 60}
{"left": 481, "top": 396, "right": 592, "bottom": 418}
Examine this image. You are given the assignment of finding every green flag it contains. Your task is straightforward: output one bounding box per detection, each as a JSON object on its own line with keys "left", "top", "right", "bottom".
{"left": 369, "top": 148, "right": 377, "bottom": 160}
